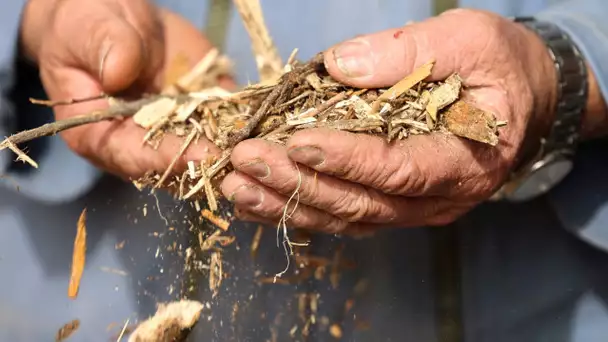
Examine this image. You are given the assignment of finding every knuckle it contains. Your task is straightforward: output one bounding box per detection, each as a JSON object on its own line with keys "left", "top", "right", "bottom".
{"left": 382, "top": 146, "right": 428, "bottom": 195}
{"left": 330, "top": 187, "right": 386, "bottom": 223}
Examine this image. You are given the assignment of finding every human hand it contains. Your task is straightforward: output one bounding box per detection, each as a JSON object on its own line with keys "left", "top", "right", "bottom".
{"left": 20, "top": 0, "right": 228, "bottom": 180}
{"left": 220, "top": 9, "right": 558, "bottom": 233}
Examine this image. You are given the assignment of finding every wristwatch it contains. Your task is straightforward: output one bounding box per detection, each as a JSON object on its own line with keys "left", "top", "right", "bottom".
{"left": 493, "top": 17, "right": 588, "bottom": 202}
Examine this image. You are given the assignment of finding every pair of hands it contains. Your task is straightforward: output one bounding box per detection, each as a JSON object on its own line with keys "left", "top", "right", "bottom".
{"left": 21, "top": 0, "right": 558, "bottom": 233}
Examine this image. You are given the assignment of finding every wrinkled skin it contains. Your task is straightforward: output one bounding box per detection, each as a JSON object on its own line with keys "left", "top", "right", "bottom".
{"left": 21, "top": 0, "right": 226, "bottom": 180}
{"left": 220, "top": 9, "right": 558, "bottom": 233}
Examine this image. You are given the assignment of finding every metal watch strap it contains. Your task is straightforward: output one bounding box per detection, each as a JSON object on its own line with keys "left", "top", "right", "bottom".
{"left": 514, "top": 17, "right": 588, "bottom": 155}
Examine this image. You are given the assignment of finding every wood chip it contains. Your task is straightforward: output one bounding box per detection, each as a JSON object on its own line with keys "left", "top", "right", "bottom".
{"left": 128, "top": 300, "right": 204, "bottom": 342}
{"left": 371, "top": 60, "right": 434, "bottom": 112}
{"left": 426, "top": 73, "right": 462, "bottom": 121}
{"left": 442, "top": 100, "right": 499, "bottom": 146}
{"left": 209, "top": 252, "right": 223, "bottom": 297}
{"left": 68, "top": 208, "right": 87, "bottom": 299}
{"left": 201, "top": 209, "right": 230, "bottom": 231}
{"left": 56, "top": 319, "right": 80, "bottom": 342}
{"left": 329, "top": 324, "right": 343, "bottom": 339}
{"left": 132, "top": 98, "right": 178, "bottom": 129}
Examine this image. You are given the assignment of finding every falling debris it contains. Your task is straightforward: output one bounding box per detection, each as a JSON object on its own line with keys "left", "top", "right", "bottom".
{"left": 55, "top": 319, "right": 80, "bottom": 342}
{"left": 329, "top": 324, "right": 343, "bottom": 339}
{"left": 201, "top": 209, "right": 230, "bottom": 231}
{"left": 209, "top": 252, "right": 223, "bottom": 297}
{"left": 0, "top": 1, "right": 507, "bottom": 338}
{"left": 128, "top": 300, "right": 204, "bottom": 342}
{"left": 68, "top": 208, "right": 87, "bottom": 299}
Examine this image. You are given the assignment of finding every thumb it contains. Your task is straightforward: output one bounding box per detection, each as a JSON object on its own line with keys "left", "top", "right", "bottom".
{"left": 54, "top": 4, "right": 164, "bottom": 94}
{"left": 323, "top": 10, "right": 478, "bottom": 88}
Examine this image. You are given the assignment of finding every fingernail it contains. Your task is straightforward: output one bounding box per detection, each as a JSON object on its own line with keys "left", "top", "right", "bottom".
{"left": 229, "top": 185, "right": 263, "bottom": 208}
{"left": 288, "top": 146, "right": 325, "bottom": 166}
{"left": 238, "top": 159, "right": 270, "bottom": 179}
{"left": 332, "top": 39, "right": 374, "bottom": 78}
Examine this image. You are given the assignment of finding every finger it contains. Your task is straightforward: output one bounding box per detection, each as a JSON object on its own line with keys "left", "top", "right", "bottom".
{"left": 221, "top": 169, "right": 459, "bottom": 231}
{"left": 230, "top": 138, "right": 453, "bottom": 223}
{"left": 286, "top": 128, "right": 498, "bottom": 198}
{"left": 322, "top": 9, "right": 494, "bottom": 88}
{"left": 221, "top": 171, "right": 350, "bottom": 233}
{"left": 39, "top": 4, "right": 221, "bottom": 179}
{"left": 44, "top": 0, "right": 164, "bottom": 94}
{"left": 233, "top": 208, "right": 380, "bottom": 238}
{"left": 40, "top": 61, "right": 219, "bottom": 179}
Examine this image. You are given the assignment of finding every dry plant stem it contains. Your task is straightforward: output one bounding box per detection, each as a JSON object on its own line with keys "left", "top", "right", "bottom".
{"left": 116, "top": 318, "right": 130, "bottom": 342}
{"left": 30, "top": 93, "right": 107, "bottom": 107}
{"left": 4, "top": 140, "right": 38, "bottom": 168}
{"left": 155, "top": 129, "right": 198, "bottom": 188}
{"left": 232, "top": 0, "right": 283, "bottom": 83}
{"left": 0, "top": 97, "right": 159, "bottom": 150}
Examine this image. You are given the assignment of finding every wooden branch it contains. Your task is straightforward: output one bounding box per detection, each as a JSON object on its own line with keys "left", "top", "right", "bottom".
{"left": 0, "top": 97, "right": 158, "bottom": 150}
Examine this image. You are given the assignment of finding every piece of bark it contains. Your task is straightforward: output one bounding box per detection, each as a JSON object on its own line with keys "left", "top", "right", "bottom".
{"left": 442, "top": 100, "right": 499, "bottom": 146}
{"left": 55, "top": 319, "right": 80, "bottom": 341}
{"left": 128, "top": 300, "right": 204, "bottom": 342}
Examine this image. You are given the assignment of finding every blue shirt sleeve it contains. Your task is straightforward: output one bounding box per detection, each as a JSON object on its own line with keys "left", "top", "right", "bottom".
{"left": 537, "top": 0, "right": 608, "bottom": 109}
{"left": 538, "top": 0, "right": 608, "bottom": 252}
{"left": 0, "top": 2, "right": 102, "bottom": 204}
{"left": 0, "top": 1, "right": 26, "bottom": 175}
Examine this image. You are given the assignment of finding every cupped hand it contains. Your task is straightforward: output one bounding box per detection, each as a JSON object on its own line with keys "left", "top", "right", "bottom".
{"left": 20, "top": 0, "right": 226, "bottom": 180}
{"left": 221, "top": 9, "right": 558, "bottom": 233}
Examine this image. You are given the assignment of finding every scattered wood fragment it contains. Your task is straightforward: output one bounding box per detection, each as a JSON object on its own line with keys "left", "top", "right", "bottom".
{"left": 201, "top": 209, "right": 230, "bottom": 231}
{"left": 371, "top": 59, "right": 434, "bottom": 112}
{"left": 68, "top": 208, "right": 87, "bottom": 299}
{"left": 101, "top": 267, "right": 128, "bottom": 276}
{"left": 116, "top": 318, "right": 130, "bottom": 342}
{"left": 128, "top": 300, "right": 204, "bottom": 342}
{"left": 209, "top": 252, "right": 223, "bottom": 297}
{"left": 329, "top": 323, "right": 343, "bottom": 339}
{"left": 250, "top": 225, "right": 263, "bottom": 258}
{"left": 55, "top": 319, "right": 80, "bottom": 342}
{"left": 198, "top": 229, "right": 235, "bottom": 251}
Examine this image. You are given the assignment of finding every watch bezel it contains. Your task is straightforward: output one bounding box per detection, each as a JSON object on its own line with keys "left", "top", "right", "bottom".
{"left": 503, "top": 151, "right": 573, "bottom": 202}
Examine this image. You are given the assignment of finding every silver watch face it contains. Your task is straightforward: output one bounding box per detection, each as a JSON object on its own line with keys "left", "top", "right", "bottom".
{"left": 508, "top": 157, "right": 573, "bottom": 202}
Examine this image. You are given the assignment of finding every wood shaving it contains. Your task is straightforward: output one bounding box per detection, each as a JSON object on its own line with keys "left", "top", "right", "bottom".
{"left": 128, "top": 300, "right": 204, "bottom": 342}
{"left": 68, "top": 208, "right": 87, "bottom": 299}
{"left": 201, "top": 209, "right": 230, "bottom": 231}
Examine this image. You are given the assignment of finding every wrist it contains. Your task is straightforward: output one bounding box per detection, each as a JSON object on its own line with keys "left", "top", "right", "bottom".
{"left": 513, "top": 22, "right": 558, "bottom": 171}
{"left": 580, "top": 64, "right": 608, "bottom": 139}
{"left": 20, "top": 0, "right": 58, "bottom": 63}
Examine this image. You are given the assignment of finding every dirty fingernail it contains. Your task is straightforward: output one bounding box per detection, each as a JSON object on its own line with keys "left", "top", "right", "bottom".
{"left": 332, "top": 39, "right": 374, "bottom": 78}
{"left": 238, "top": 159, "right": 270, "bottom": 179}
{"left": 288, "top": 146, "right": 325, "bottom": 166}
{"left": 229, "top": 185, "right": 263, "bottom": 207}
